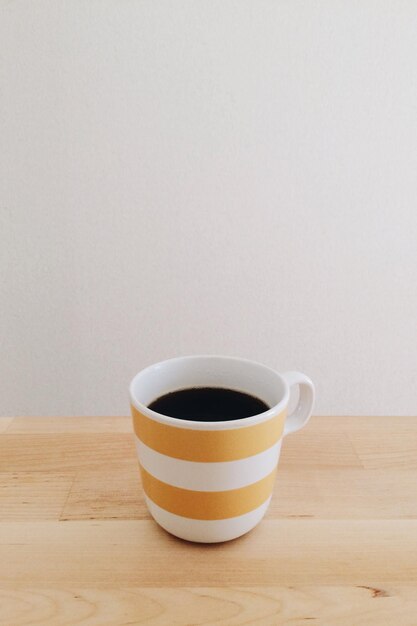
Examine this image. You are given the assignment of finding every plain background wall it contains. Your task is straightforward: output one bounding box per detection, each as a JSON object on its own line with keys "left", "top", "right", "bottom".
{"left": 1, "top": 0, "right": 417, "bottom": 416}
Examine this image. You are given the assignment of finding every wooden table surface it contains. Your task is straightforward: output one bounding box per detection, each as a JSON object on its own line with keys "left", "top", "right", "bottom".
{"left": 1, "top": 415, "right": 417, "bottom": 625}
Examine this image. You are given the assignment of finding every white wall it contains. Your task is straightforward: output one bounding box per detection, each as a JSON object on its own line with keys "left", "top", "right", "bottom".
{"left": 1, "top": 0, "right": 417, "bottom": 416}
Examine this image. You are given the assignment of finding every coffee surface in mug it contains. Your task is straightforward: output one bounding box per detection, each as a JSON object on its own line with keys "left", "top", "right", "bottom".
{"left": 148, "top": 387, "right": 270, "bottom": 422}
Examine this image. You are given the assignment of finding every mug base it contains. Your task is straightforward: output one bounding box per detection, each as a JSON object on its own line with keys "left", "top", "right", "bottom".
{"left": 145, "top": 495, "right": 271, "bottom": 543}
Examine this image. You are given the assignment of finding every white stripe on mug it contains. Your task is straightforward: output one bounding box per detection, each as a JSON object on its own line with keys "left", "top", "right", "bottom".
{"left": 136, "top": 437, "right": 282, "bottom": 492}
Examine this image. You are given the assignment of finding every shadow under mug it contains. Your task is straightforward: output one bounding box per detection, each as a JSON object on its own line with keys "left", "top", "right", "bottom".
{"left": 130, "top": 355, "right": 315, "bottom": 543}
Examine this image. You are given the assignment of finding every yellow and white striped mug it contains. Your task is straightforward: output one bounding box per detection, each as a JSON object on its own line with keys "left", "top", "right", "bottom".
{"left": 130, "top": 355, "right": 314, "bottom": 543}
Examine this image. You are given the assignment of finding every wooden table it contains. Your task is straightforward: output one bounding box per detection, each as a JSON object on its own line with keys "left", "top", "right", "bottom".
{"left": 1, "top": 415, "right": 417, "bottom": 625}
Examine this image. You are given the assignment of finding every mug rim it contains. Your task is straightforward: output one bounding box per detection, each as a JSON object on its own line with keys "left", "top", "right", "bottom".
{"left": 129, "top": 355, "right": 290, "bottom": 430}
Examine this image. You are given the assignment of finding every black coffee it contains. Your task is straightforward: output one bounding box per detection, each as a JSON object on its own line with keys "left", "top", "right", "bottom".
{"left": 148, "top": 387, "right": 270, "bottom": 422}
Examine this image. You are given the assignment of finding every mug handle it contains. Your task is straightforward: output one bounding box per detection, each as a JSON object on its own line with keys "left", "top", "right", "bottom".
{"left": 281, "top": 371, "right": 315, "bottom": 436}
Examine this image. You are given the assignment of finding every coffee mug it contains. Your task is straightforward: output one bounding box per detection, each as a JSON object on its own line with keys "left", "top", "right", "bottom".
{"left": 130, "top": 355, "right": 314, "bottom": 543}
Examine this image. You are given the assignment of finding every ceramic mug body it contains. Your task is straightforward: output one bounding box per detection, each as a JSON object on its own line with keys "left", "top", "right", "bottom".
{"left": 130, "top": 355, "right": 314, "bottom": 543}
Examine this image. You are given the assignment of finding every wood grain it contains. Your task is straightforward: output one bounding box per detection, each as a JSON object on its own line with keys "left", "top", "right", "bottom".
{"left": 60, "top": 461, "right": 146, "bottom": 521}
{"left": 1, "top": 585, "right": 417, "bottom": 626}
{"left": 0, "top": 433, "right": 136, "bottom": 472}
{"left": 1, "top": 415, "right": 416, "bottom": 624}
{"left": 1, "top": 519, "right": 417, "bottom": 585}
{"left": 0, "top": 473, "right": 75, "bottom": 521}
{"left": 6, "top": 416, "right": 131, "bottom": 434}
{"left": 268, "top": 466, "right": 417, "bottom": 519}
{"left": 0, "top": 417, "right": 14, "bottom": 433}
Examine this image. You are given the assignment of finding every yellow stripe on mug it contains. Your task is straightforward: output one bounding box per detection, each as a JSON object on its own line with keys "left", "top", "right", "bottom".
{"left": 140, "top": 464, "right": 277, "bottom": 520}
{"left": 131, "top": 404, "right": 286, "bottom": 462}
